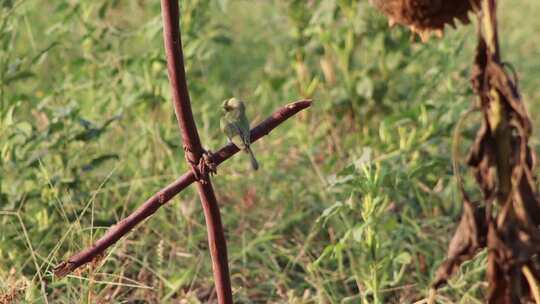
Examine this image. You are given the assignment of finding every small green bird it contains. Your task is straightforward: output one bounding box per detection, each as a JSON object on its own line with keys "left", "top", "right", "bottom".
{"left": 220, "top": 97, "right": 259, "bottom": 170}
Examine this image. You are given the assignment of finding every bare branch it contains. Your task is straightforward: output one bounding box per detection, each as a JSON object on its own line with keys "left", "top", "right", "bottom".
{"left": 160, "top": 0, "right": 204, "bottom": 165}
{"left": 160, "top": 0, "right": 232, "bottom": 301}
{"left": 54, "top": 99, "right": 312, "bottom": 277}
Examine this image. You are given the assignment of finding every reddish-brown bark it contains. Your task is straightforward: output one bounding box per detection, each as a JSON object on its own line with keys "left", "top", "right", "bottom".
{"left": 160, "top": 0, "right": 233, "bottom": 302}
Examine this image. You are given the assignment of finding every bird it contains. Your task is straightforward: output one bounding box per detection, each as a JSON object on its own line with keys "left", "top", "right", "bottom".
{"left": 220, "top": 97, "right": 259, "bottom": 171}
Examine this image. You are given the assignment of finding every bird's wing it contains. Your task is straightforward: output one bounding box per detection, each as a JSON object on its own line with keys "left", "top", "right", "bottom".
{"left": 237, "top": 114, "right": 252, "bottom": 145}
{"left": 221, "top": 116, "right": 246, "bottom": 149}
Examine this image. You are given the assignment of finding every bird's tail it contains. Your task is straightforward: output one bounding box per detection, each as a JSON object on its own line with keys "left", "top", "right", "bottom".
{"left": 245, "top": 146, "right": 259, "bottom": 171}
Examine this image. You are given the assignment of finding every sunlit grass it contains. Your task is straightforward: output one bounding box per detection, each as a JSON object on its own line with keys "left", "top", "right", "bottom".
{"left": 1, "top": 0, "right": 539, "bottom": 303}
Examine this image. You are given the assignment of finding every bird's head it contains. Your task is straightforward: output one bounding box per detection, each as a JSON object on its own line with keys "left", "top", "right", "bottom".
{"left": 222, "top": 98, "right": 245, "bottom": 113}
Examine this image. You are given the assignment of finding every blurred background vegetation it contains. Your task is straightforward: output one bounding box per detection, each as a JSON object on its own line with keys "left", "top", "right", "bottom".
{"left": 1, "top": 0, "right": 539, "bottom": 303}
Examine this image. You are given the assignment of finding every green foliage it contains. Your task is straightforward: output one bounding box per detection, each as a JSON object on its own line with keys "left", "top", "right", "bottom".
{"left": 1, "top": 0, "right": 538, "bottom": 303}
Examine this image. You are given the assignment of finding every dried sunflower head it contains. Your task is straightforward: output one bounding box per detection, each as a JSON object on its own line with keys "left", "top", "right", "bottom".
{"left": 370, "top": 0, "right": 480, "bottom": 41}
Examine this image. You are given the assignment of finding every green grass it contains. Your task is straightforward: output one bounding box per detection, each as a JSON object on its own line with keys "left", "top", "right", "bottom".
{"left": 1, "top": 0, "right": 539, "bottom": 303}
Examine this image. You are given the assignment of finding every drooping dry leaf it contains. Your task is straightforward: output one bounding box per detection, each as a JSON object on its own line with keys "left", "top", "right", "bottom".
{"left": 433, "top": 8, "right": 540, "bottom": 301}
{"left": 486, "top": 221, "right": 515, "bottom": 304}
{"left": 432, "top": 199, "right": 486, "bottom": 289}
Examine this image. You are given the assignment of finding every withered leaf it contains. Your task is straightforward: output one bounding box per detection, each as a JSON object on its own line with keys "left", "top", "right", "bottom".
{"left": 432, "top": 198, "right": 486, "bottom": 289}
{"left": 370, "top": 0, "right": 480, "bottom": 40}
